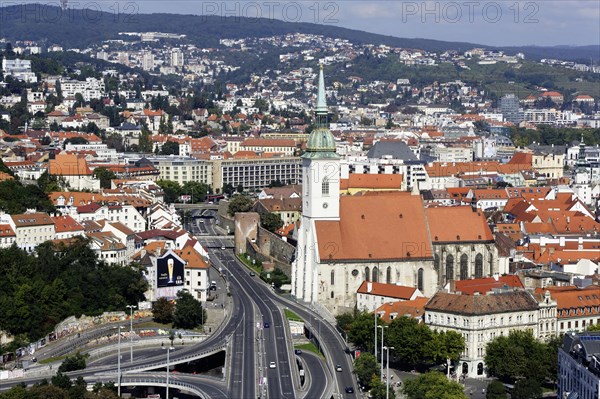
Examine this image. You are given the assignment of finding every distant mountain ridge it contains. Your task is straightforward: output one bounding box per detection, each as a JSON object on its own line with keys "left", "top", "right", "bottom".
{"left": 0, "top": 5, "right": 598, "bottom": 62}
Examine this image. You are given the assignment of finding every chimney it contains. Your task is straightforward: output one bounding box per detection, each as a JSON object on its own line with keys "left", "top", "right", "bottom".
{"left": 367, "top": 282, "right": 372, "bottom": 293}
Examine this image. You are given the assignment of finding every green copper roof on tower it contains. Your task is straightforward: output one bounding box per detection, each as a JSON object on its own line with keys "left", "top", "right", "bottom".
{"left": 302, "top": 64, "right": 339, "bottom": 159}
{"left": 316, "top": 63, "right": 327, "bottom": 115}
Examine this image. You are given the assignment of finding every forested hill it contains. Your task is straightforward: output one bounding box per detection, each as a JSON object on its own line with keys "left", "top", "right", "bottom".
{"left": 0, "top": 5, "right": 598, "bottom": 61}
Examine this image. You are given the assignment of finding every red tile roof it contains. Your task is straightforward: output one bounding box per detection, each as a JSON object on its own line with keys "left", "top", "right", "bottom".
{"left": 426, "top": 206, "right": 494, "bottom": 243}
{"left": 357, "top": 281, "right": 421, "bottom": 300}
{"left": 453, "top": 275, "right": 524, "bottom": 295}
{"left": 315, "top": 192, "right": 432, "bottom": 262}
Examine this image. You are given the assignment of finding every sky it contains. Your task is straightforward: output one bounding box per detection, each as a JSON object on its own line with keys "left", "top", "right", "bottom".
{"left": 121, "top": 0, "right": 600, "bottom": 46}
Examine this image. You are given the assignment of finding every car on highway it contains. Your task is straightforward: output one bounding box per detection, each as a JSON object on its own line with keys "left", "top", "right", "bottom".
{"left": 294, "top": 349, "right": 302, "bottom": 355}
{"left": 269, "top": 361, "right": 276, "bottom": 369}
{"left": 221, "top": 246, "right": 225, "bottom": 250}
{"left": 336, "top": 364, "right": 343, "bottom": 372}
{"left": 345, "top": 387, "right": 354, "bottom": 393}
{"left": 249, "top": 272, "right": 255, "bottom": 277}
{"left": 264, "top": 321, "right": 270, "bottom": 328}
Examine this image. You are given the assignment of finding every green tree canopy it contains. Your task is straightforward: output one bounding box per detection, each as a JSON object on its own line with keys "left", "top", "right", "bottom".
{"left": 403, "top": 372, "right": 467, "bottom": 399}
{"left": 172, "top": 290, "right": 206, "bottom": 329}
{"left": 354, "top": 353, "right": 380, "bottom": 390}
{"left": 181, "top": 181, "right": 212, "bottom": 203}
{"left": 484, "top": 330, "right": 551, "bottom": 383}
{"left": 260, "top": 212, "right": 283, "bottom": 233}
{"left": 0, "top": 179, "right": 55, "bottom": 214}
{"left": 156, "top": 179, "right": 182, "bottom": 204}
{"left": 386, "top": 316, "right": 434, "bottom": 369}
{"left": 486, "top": 380, "right": 508, "bottom": 399}
{"left": 92, "top": 167, "right": 116, "bottom": 189}
{"left": 347, "top": 312, "right": 378, "bottom": 353}
{"left": 0, "top": 239, "right": 147, "bottom": 341}
{"left": 511, "top": 378, "right": 542, "bottom": 399}
{"left": 160, "top": 140, "right": 179, "bottom": 155}
{"left": 57, "top": 352, "right": 88, "bottom": 372}
{"left": 152, "top": 297, "right": 174, "bottom": 325}
{"left": 227, "top": 194, "right": 254, "bottom": 216}
{"left": 369, "top": 375, "right": 396, "bottom": 399}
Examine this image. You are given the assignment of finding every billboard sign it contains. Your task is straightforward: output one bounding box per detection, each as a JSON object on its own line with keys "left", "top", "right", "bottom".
{"left": 157, "top": 254, "right": 185, "bottom": 288}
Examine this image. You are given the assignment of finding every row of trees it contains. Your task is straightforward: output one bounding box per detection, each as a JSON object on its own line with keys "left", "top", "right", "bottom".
{"left": 338, "top": 312, "right": 464, "bottom": 371}
{"left": 156, "top": 180, "right": 212, "bottom": 204}
{"left": 0, "top": 238, "right": 148, "bottom": 342}
{"left": 510, "top": 125, "right": 600, "bottom": 147}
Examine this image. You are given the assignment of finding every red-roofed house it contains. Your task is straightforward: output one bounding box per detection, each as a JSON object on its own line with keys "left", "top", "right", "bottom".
{"left": 357, "top": 281, "right": 424, "bottom": 312}
{"left": 49, "top": 153, "right": 100, "bottom": 191}
{"left": 375, "top": 297, "right": 429, "bottom": 323}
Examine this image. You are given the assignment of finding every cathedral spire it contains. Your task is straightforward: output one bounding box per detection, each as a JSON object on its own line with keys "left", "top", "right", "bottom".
{"left": 302, "top": 63, "right": 338, "bottom": 158}
{"left": 316, "top": 64, "right": 327, "bottom": 116}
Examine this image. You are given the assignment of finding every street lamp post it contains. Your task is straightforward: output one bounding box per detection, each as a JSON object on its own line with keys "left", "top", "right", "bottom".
{"left": 378, "top": 325, "right": 387, "bottom": 379}
{"left": 116, "top": 325, "right": 123, "bottom": 397}
{"left": 374, "top": 312, "right": 378, "bottom": 361}
{"left": 384, "top": 346, "right": 395, "bottom": 399}
{"left": 165, "top": 346, "right": 175, "bottom": 399}
{"left": 126, "top": 305, "right": 137, "bottom": 363}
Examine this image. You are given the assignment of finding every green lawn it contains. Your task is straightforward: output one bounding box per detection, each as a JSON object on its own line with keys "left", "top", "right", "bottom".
{"left": 284, "top": 308, "right": 303, "bottom": 322}
{"left": 295, "top": 342, "right": 323, "bottom": 358}
{"left": 39, "top": 354, "right": 67, "bottom": 364}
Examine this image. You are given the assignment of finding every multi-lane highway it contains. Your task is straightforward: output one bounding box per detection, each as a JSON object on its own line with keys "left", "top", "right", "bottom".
{"left": 211, "top": 247, "right": 297, "bottom": 399}
{"left": 3, "top": 211, "right": 356, "bottom": 399}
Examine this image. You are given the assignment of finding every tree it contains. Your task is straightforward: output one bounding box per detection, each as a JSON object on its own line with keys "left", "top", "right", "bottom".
{"left": 222, "top": 183, "right": 235, "bottom": 196}
{"left": 336, "top": 311, "right": 357, "bottom": 332}
{"left": 172, "top": 290, "right": 206, "bottom": 329}
{"left": 138, "top": 123, "right": 153, "bottom": 153}
{"left": 181, "top": 181, "right": 211, "bottom": 203}
{"left": 403, "top": 372, "right": 467, "bottom": 399}
{"left": 369, "top": 375, "right": 395, "bottom": 399}
{"left": 485, "top": 330, "right": 550, "bottom": 383}
{"left": 427, "top": 330, "right": 465, "bottom": 366}
{"left": 261, "top": 212, "right": 283, "bottom": 233}
{"left": 105, "top": 133, "right": 124, "bottom": 152}
{"left": 486, "top": 380, "right": 508, "bottom": 399}
{"left": 386, "top": 316, "right": 433, "bottom": 369}
{"left": 58, "top": 352, "right": 88, "bottom": 372}
{"left": 347, "top": 312, "right": 377, "bottom": 352}
{"left": 160, "top": 140, "right": 179, "bottom": 155}
{"left": 227, "top": 195, "right": 254, "bottom": 216}
{"left": 37, "top": 171, "right": 62, "bottom": 193}
{"left": 152, "top": 297, "right": 175, "bottom": 325}
{"left": 354, "top": 353, "right": 380, "bottom": 390}
{"left": 92, "top": 167, "right": 116, "bottom": 189}
{"left": 50, "top": 371, "right": 72, "bottom": 390}
{"left": 511, "top": 379, "right": 542, "bottom": 399}
{"left": 156, "top": 179, "right": 182, "bottom": 204}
